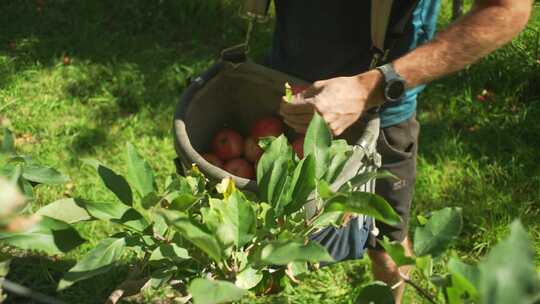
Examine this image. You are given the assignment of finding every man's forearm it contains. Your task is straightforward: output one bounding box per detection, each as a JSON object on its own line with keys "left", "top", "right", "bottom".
{"left": 393, "top": 0, "right": 533, "bottom": 88}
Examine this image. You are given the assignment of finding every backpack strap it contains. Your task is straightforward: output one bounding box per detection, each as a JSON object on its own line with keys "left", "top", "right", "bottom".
{"left": 370, "top": 0, "right": 421, "bottom": 68}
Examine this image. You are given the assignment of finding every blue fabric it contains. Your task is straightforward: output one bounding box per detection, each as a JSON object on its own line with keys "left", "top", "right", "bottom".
{"left": 310, "top": 217, "right": 373, "bottom": 265}
{"left": 380, "top": 0, "right": 442, "bottom": 127}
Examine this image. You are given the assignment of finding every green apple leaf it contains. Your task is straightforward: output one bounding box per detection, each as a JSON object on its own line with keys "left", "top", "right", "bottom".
{"left": 478, "top": 221, "right": 540, "bottom": 304}
{"left": 447, "top": 257, "right": 480, "bottom": 301}
{"left": 22, "top": 164, "right": 69, "bottom": 185}
{"left": 325, "top": 192, "right": 401, "bottom": 226}
{"left": 304, "top": 112, "right": 331, "bottom": 179}
{"left": 126, "top": 143, "right": 156, "bottom": 198}
{"left": 161, "top": 211, "right": 222, "bottom": 262}
{"left": 255, "top": 240, "right": 333, "bottom": 266}
{"left": 58, "top": 237, "right": 126, "bottom": 290}
{"left": 189, "top": 278, "right": 246, "bottom": 304}
{"left": 257, "top": 136, "right": 293, "bottom": 213}
{"left": 36, "top": 198, "right": 92, "bottom": 224}
{"left": 311, "top": 211, "right": 344, "bottom": 230}
{"left": 80, "top": 200, "right": 149, "bottom": 232}
{"left": 82, "top": 159, "right": 133, "bottom": 206}
{"left": 324, "top": 139, "right": 352, "bottom": 183}
{"left": 340, "top": 170, "right": 397, "bottom": 192}
{"left": 0, "top": 216, "right": 85, "bottom": 255}
{"left": 413, "top": 207, "right": 463, "bottom": 257}
{"left": 235, "top": 267, "right": 263, "bottom": 290}
{"left": 149, "top": 243, "right": 190, "bottom": 262}
{"left": 284, "top": 155, "right": 316, "bottom": 214}
{"left": 378, "top": 236, "right": 415, "bottom": 267}
{"left": 220, "top": 191, "right": 256, "bottom": 247}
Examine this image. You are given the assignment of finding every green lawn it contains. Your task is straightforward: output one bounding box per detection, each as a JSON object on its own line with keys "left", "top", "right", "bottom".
{"left": 1, "top": 1, "right": 539, "bottom": 303}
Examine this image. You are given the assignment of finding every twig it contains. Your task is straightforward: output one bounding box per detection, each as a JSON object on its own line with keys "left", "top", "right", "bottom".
{"left": 0, "top": 278, "right": 66, "bottom": 304}
{"left": 399, "top": 273, "right": 438, "bottom": 304}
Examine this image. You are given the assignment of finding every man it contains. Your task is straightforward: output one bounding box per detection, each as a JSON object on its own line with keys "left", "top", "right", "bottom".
{"left": 271, "top": 0, "right": 533, "bottom": 302}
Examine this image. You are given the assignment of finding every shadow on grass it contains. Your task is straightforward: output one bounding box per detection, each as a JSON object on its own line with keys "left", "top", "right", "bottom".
{"left": 0, "top": 0, "right": 273, "bottom": 112}
{"left": 4, "top": 255, "right": 131, "bottom": 304}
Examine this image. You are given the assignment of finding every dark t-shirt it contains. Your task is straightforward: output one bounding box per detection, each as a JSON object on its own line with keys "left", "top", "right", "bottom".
{"left": 267, "top": 0, "right": 441, "bottom": 127}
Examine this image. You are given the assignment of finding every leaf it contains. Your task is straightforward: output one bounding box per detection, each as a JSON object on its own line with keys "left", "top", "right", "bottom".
{"left": 478, "top": 221, "right": 540, "bottom": 304}
{"left": 169, "top": 193, "right": 199, "bottom": 211}
{"left": 284, "top": 82, "right": 293, "bottom": 103}
{"left": 235, "top": 267, "right": 263, "bottom": 290}
{"left": 325, "top": 192, "right": 401, "bottom": 226}
{"left": 413, "top": 207, "right": 463, "bottom": 257}
{"left": 126, "top": 143, "right": 156, "bottom": 198}
{"left": 284, "top": 155, "right": 317, "bottom": 214}
{"left": 304, "top": 112, "right": 331, "bottom": 179}
{"left": 256, "top": 240, "right": 333, "bottom": 266}
{"left": 324, "top": 140, "right": 352, "bottom": 183}
{"left": 318, "top": 180, "right": 333, "bottom": 199}
{"left": 58, "top": 237, "right": 126, "bottom": 290}
{"left": 22, "top": 164, "right": 69, "bottom": 185}
{"left": 149, "top": 244, "right": 190, "bottom": 262}
{"left": 1, "top": 129, "right": 14, "bottom": 154}
{"left": 148, "top": 266, "right": 177, "bottom": 289}
{"left": 311, "top": 211, "right": 344, "bottom": 230}
{"left": 220, "top": 191, "right": 256, "bottom": 247}
{"left": 257, "top": 136, "right": 293, "bottom": 211}
{"left": 355, "top": 282, "right": 395, "bottom": 304}
{"left": 83, "top": 159, "right": 133, "bottom": 206}
{"left": 80, "top": 200, "right": 149, "bottom": 232}
{"left": 447, "top": 257, "right": 480, "bottom": 300}
{"left": 161, "top": 211, "right": 222, "bottom": 262}
{"left": 36, "top": 198, "right": 91, "bottom": 224}
{"left": 141, "top": 192, "right": 161, "bottom": 209}
{"left": 339, "top": 170, "right": 397, "bottom": 192}
{"left": 0, "top": 216, "right": 85, "bottom": 255}
{"left": 378, "top": 237, "right": 415, "bottom": 267}
{"left": 188, "top": 278, "right": 246, "bottom": 304}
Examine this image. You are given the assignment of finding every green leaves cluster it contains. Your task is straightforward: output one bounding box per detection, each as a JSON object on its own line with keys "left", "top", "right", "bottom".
{"left": 368, "top": 207, "right": 540, "bottom": 304}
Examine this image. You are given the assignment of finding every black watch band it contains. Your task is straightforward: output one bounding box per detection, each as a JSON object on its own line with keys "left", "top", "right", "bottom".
{"left": 376, "top": 64, "right": 406, "bottom": 103}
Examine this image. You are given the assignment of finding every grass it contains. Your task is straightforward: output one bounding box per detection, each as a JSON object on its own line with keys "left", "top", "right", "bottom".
{"left": 0, "top": 0, "right": 539, "bottom": 303}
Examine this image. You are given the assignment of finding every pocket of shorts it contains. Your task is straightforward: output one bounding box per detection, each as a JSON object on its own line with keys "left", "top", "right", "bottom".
{"left": 377, "top": 118, "right": 418, "bottom": 164}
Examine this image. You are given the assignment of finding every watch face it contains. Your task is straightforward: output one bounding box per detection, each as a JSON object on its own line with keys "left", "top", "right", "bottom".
{"left": 386, "top": 79, "right": 406, "bottom": 102}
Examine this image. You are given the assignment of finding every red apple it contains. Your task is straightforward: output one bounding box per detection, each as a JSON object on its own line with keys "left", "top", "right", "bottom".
{"left": 244, "top": 136, "right": 263, "bottom": 163}
{"left": 291, "top": 84, "right": 309, "bottom": 95}
{"left": 224, "top": 158, "right": 255, "bottom": 179}
{"left": 292, "top": 136, "right": 305, "bottom": 159}
{"left": 212, "top": 128, "right": 244, "bottom": 160}
{"left": 251, "top": 116, "right": 284, "bottom": 140}
{"left": 202, "top": 153, "right": 224, "bottom": 168}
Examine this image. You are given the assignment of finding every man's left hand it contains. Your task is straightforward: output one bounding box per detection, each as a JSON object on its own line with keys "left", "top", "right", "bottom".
{"left": 280, "top": 70, "right": 385, "bottom": 136}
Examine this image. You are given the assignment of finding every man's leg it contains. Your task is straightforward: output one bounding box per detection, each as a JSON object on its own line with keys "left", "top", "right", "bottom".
{"left": 368, "top": 237, "right": 413, "bottom": 303}
{"left": 367, "top": 115, "right": 419, "bottom": 304}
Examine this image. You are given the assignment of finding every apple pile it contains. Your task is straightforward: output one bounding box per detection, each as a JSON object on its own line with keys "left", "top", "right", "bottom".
{"left": 202, "top": 116, "right": 305, "bottom": 180}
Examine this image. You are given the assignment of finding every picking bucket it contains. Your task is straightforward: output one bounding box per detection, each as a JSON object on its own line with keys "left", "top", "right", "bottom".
{"left": 173, "top": 58, "right": 380, "bottom": 191}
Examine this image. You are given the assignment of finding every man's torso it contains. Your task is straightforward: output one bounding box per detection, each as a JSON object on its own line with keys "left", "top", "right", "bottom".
{"left": 268, "top": 0, "right": 442, "bottom": 127}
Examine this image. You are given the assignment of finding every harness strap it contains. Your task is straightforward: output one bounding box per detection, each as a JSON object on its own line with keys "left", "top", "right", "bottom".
{"left": 370, "top": 0, "right": 421, "bottom": 67}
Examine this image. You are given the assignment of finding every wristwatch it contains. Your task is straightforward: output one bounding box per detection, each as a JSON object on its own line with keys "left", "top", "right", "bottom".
{"left": 376, "top": 63, "right": 407, "bottom": 103}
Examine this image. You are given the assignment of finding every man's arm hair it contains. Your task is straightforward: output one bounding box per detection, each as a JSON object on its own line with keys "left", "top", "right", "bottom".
{"left": 393, "top": 0, "right": 533, "bottom": 88}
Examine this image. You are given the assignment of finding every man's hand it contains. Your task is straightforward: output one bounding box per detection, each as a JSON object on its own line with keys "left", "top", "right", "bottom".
{"left": 280, "top": 70, "right": 384, "bottom": 136}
